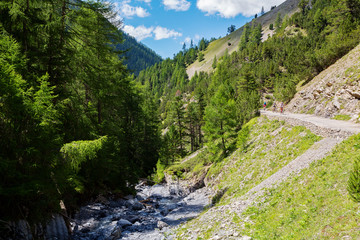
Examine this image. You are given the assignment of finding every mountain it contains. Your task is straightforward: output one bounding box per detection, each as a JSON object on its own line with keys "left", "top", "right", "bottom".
{"left": 116, "top": 32, "right": 162, "bottom": 75}
{"left": 186, "top": 0, "right": 300, "bottom": 79}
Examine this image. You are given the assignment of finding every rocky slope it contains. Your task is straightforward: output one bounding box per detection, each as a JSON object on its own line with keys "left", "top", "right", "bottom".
{"left": 286, "top": 43, "right": 360, "bottom": 122}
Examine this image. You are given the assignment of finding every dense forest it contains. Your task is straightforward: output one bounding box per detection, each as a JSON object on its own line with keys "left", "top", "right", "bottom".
{"left": 137, "top": 0, "right": 360, "bottom": 179}
{"left": 0, "top": 0, "right": 161, "bottom": 223}
{"left": 1, "top": 0, "right": 360, "bottom": 231}
{"left": 117, "top": 33, "right": 162, "bottom": 76}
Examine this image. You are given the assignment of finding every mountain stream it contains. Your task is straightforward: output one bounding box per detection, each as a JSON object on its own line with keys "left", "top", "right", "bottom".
{"left": 70, "top": 182, "right": 211, "bottom": 240}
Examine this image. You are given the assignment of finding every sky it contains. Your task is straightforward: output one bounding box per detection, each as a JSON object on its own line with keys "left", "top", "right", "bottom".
{"left": 112, "top": 0, "right": 286, "bottom": 59}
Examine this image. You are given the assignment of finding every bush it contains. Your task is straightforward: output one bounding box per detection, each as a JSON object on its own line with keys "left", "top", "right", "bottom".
{"left": 348, "top": 156, "right": 360, "bottom": 202}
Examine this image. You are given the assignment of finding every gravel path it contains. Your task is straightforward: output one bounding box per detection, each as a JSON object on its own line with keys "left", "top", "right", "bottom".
{"left": 261, "top": 110, "right": 360, "bottom": 138}
{"left": 230, "top": 138, "right": 341, "bottom": 216}
{"left": 182, "top": 111, "right": 360, "bottom": 239}
{"left": 230, "top": 111, "right": 360, "bottom": 216}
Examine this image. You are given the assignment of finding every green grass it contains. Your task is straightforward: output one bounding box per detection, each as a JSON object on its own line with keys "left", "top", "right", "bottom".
{"left": 332, "top": 114, "right": 352, "bottom": 121}
{"left": 241, "top": 134, "right": 360, "bottom": 239}
{"left": 173, "top": 116, "right": 323, "bottom": 239}
{"left": 206, "top": 117, "right": 321, "bottom": 203}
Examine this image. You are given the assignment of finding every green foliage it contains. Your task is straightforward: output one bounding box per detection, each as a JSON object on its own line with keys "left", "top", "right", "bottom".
{"left": 269, "top": 23, "right": 274, "bottom": 30}
{"left": 241, "top": 134, "right": 360, "bottom": 239}
{"left": 153, "top": 159, "right": 166, "bottom": 183}
{"left": 198, "top": 52, "right": 205, "bottom": 62}
{"left": 227, "top": 25, "right": 236, "bottom": 34}
{"left": 0, "top": 0, "right": 162, "bottom": 223}
{"left": 348, "top": 156, "right": 360, "bottom": 202}
{"left": 212, "top": 55, "right": 217, "bottom": 69}
{"left": 332, "top": 114, "right": 351, "bottom": 121}
{"left": 60, "top": 136, "right": 108, "bottom": 171}
{"left": 116, "top": 33, "right": 162, "bottom": 75}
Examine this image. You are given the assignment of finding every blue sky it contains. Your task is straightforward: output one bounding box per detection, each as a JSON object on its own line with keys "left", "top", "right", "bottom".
{"left": 112, "top": 0, "right": 286, "bottom": 59}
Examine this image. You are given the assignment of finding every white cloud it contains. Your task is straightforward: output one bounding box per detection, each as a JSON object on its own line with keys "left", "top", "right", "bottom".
{"left": 119, "top": 0, "right": 150, "bottom": 18}
{"left": 163, "top": 0, "right": 191, "bottom": 11}
{"left": 154, "top": 26, "right": 182, "bottom": 40}
{"left": 137, "top": 0, "right": 151, "bottom": 2}
{"left": 123, "top": 25, "right": 154, "bottom": 40}
{"left": 123, "top": 25, "right": 182, "bottom": 41}
{"left": 196, "top": 0, "right": 286, "bottom": 18}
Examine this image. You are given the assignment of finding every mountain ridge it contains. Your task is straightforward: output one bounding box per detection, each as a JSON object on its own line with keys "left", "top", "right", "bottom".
{"left": 186, "top": 0, "right": 301, "bottom": 79}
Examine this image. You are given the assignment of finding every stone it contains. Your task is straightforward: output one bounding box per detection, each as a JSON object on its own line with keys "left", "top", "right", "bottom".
{"left": 240, "top": 236, "right": 252, "bottom": 240}
{"left": 333, "top": 100, "right": 341, "bottom": 109}
{"left": 125, "top": 215, "right": 140, "bottom": 224}
{"left": 117, "top": 219, "right": 132, "bottom": 228}
{"left": 157, "top": 221, "right": 168, "bottom": 230}
{"left": 347, "top": 90, "right": 360, "bottom": 99}
{"left": 110, "top": 226, "right": 122, "bottom": 240}
{"left": 125, "top": 199, "right": 144, "bottom": 210}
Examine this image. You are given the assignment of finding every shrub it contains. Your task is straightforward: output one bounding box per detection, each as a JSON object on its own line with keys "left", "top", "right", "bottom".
{"left": 348, "top": 156, "right": 360, "bottom": 202}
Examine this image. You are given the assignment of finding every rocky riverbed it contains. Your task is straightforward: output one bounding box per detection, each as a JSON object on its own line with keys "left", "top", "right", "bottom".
{"left": 70, "top": 182, "right": 212, "bottom": 240}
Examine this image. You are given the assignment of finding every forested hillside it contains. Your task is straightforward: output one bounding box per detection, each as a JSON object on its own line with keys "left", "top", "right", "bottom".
{"left": 136, "top": 0, "right": 360, "bottom": 180}
{"left": 0, "top": 0, "right": 161, "bottom": 223}
{"left": 117, "top": 33, "right": 162, "bottom": 76}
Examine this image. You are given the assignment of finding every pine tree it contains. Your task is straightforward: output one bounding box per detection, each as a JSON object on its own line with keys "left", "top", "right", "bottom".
{"left": 212, "top": 55, "right": 217, "bottom": 69}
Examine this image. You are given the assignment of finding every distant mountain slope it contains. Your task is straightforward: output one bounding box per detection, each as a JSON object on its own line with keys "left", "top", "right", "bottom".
{"left": 186, "top": 0, "right": 300, "bottom": 79}
{"left": 116, "top": 33, "right": 162, "bottom": 75}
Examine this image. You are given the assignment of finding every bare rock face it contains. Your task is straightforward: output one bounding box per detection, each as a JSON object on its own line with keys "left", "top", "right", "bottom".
{"left": 285, "top": 44, "right": 360, "bottom": 121}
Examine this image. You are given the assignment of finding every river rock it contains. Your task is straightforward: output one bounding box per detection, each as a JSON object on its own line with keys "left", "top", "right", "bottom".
{"left": 125, "top": 199, "right": 144, "bottom": 210}
{"left": 124, "top": 215, "right": 140, "bottom": 224}
{"left": 157, "top": 221, "right": 168, "bottom": 230}
{"left": 110, "top": 226, "right": 122, "bottom": 240}
{"left": 117, "top": 219, "right": 132, "bottom": 228}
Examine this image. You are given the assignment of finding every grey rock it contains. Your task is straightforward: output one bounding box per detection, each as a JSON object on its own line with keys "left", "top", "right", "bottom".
{"left": 240, "top": 236, "right": 252, "bottom": 240}
{"left": 125, "top": 199, "right": 144, "bottom": 210}
{"left": 117, "top": 219, "right": 132, "bottom": 228}
{"left": 157, "top": 221, "right": 168, "bottom": 230}
{"left": 347, "top": 90, "right": 360, "bottom": 99}
{"left": 333, "top": 100, "right": 341, "bottom": 109}
{"left": 110, "top": 226, "right": 122, "bottom": 240}
{"left": 125, "top": 215, "right": 140, "bottom": 224}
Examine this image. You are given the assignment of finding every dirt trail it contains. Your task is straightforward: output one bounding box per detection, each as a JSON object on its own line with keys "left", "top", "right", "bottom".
{"left": 229, "top": 111, "right": 360, "bottom": 215}
{"left": 186, "top": 111, "right": 360, "bottom": 239}
{"left": 261, "top": 110, "right": 360, "bottom": 137}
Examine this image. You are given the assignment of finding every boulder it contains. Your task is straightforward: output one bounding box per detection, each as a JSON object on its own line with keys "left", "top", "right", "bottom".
{"left": 333, "top": 100, "right": 341, "bottom": 109}
{"left": 125, "top": 199, "right": 144, "bottom": 210}
{"left": 110, "top": 226, "right": 122, "bottom": 240}
{"left": 347, "top": 90, "right": 360, "bottom": 99}
{"left": 157, "top": 221, "right": 168, "bottom": 230}
{"left": 124, "top": 215, "right": 140, "bottom": 224}
{"left": 117, "top": 219, "right": 132, "bottom": 228}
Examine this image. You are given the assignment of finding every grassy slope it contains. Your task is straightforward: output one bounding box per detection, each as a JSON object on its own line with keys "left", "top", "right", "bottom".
{"left": 186, "top": 0, "right": 300, "bottom": 79}
{"left": 171, "top": 115, "right": 360, "bottom": 239}
{"left": 172, "top": 116, "right": 323, "bottom": 239}
{"left": 243, "top": 133, "right": 360, "bottom": 239}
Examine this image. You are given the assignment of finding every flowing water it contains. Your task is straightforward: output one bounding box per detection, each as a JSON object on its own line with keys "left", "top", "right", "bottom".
{"left": 70, "top": 182, "right": 211, "bottom": 240}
